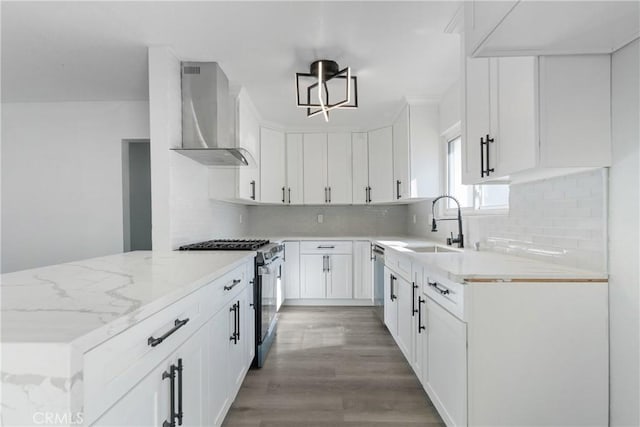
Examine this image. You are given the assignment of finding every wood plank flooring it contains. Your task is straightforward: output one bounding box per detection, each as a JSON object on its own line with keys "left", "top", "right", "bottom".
{"left": 223, "top": 306, "right": 444, "bottom": 427}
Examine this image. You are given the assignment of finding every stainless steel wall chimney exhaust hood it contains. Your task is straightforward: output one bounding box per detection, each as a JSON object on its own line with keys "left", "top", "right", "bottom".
{"left": 172, "top": 61, "right": 253, "bottom": 166}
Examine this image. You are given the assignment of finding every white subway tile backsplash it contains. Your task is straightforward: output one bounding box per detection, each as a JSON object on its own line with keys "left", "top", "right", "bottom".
{"left": 407, "top": 169, "right": 607, "bottom": 272}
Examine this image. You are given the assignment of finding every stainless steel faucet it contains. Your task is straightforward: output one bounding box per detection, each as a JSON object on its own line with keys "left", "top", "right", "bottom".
{"left": 431, "top": 195, "right": 464, "bottom": 248}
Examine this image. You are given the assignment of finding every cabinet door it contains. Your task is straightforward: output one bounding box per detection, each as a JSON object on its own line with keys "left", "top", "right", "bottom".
{"left": 353, "top": 241, "right": 373, "bottom": 300}
{"left": 327, "top": 132, "right": 353, "bottom": 204}
{"left": 392, "top": 106, "right": 410, "bottom": 200}
{"left": 300, "top": 254, "right": 326, "bottom": 298}
{"left": 427, "top": 298, "right": 467, "bottom": 427}
{"left": 260, "top": 128, "right": 286, "bottom": 203}
{"left": 352, "top": 133, "right": 369, "bottom": 204}
{"left": 93, "top": 356, "right": 166, "bottom": 426}
{"left": 383, "top": 266, "right": 398, "bottom": 337}
{"left": 283, "top": 241, "right": 301, "bottom": 299}
{"left": 228, "top": 297, "right": 246, "bottom": 394}
{"left": 396, "top": 275, "right": 413, "bottom": 360}
{"left": 326, "top": 254, "right": 353, "bottom": 299}
{"left": 208, "top": 308, "right": 231, "bottom": 426}
{"left": 496, "top": 57, "right": 538, "bottom": 176}
{"left": 175, "top": 326, "right": 208, "bottom": 427}
{"left": 303, "top": 133, "right": 328, "bottom": 204}
{"left": 368, "top": 127, "right": 394, "bottom": 203}
{"left": 286, "top": 133, "right": 304, "bottom": 204}
{"left": 237, "top": 94, "right": 260, "bottom": 201}
{"left": 463, "top": 56, "right": 491, "bottom": 185}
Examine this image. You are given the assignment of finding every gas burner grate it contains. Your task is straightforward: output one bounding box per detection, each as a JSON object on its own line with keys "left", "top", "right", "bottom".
{"left": 178, "top": 239, "right": 270, "bottom": 251}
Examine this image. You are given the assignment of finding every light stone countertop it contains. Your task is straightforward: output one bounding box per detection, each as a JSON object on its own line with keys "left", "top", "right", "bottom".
{"left": 1, "top": 250, "right": 255, "bottom": 347}
{"left": 261, "top": 235, "right": 606, "bottom": 282}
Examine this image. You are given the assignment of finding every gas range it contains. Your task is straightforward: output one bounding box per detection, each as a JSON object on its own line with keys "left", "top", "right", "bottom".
{"left": 178, "top": 239, "right": 270, "bottom": 251}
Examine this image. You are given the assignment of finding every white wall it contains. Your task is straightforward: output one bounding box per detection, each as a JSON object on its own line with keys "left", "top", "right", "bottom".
{"left": 609, "top": 38, "right": 639, "bottom": 427}
{"left": 438, "top": 80, "right": 460, "bottom": 135}
{"left": 1, "top": 101, "right": 150, "bottom": 272}
{"left": 148, "top": 47, "right": 248, "bottom": 249}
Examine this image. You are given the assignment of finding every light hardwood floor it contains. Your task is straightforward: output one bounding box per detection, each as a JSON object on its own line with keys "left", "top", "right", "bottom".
{"left": 223, "top": 306, "right": 445, "bottom": 427}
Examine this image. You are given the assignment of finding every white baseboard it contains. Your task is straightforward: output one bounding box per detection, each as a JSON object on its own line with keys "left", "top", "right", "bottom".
{"left": 282, "top": 299, "right": 374, "bottom": 306}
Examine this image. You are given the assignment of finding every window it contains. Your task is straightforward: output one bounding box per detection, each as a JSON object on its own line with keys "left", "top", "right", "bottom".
{"left": 445, "top": 136, "right": 509, "bottom": 211}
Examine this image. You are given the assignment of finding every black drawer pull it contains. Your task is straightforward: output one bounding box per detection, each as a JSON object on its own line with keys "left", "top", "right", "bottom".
{"left": 224, "top": 279, "right": 242, "bottom": 291}
{"left": 412, "top": 282, "right": 418, "bottom": 316}
{"left": 148, "top": 318, "right": 190, "bottom": 347}
{"left": 428, "top": 281, "right": 450, "bottom": 295}
{"left": 162, "top": 364, "right": 176, "bottom": 427}
{"left": 390, "top": 274, "right": 397, "bottom": 301}
{"left": 176, "top": 358, "right": 184, "bottom": 426}
{"left": 418, "top": 297, "right": 426, "bottom": 333}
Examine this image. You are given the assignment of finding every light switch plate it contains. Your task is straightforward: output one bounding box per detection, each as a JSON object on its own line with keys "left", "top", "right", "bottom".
{"left": 317, "top": 214, "right": 324, "bottom": 224}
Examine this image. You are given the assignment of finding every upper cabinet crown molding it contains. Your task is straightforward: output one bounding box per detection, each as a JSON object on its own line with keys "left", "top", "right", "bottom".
{"left": 465, "top": 0, "right": 640, "bottom": 57}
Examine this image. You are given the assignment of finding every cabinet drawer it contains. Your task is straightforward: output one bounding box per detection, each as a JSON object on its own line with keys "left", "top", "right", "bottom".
{"left": 422, "top": 270, "right": 465, "bottom": 320}
{"left": 300, "top": 241, "right": 353, "bottom": 254}
{"left": 201, "top": 263, "right": 249, "bottom": 317}
{"left": 84, "top": 288, "right": 205, "bottom": 424}
{"left": 385, "top": 249, "right": 412, "bottom": 282}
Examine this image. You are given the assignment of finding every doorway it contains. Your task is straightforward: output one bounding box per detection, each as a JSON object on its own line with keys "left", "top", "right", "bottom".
{"left": 122, "top": 139, "right": 152, "bottom": 251}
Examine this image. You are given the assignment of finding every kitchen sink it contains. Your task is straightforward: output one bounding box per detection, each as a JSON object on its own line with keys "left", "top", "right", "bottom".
{"left": 405, "top": 245, "right": 461, "bottom": 253}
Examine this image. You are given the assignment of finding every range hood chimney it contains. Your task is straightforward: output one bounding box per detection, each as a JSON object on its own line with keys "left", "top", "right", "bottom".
{"left": 172, "top": 61, "right": 253, "bottom": 166}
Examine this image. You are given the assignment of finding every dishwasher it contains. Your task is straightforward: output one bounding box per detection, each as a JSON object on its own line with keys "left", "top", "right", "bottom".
{"left": 372, "top": 244, "right": 385, "bottom": 322}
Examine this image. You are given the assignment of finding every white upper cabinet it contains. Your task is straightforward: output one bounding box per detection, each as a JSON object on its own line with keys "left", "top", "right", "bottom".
{"left": 327, "top": 133, "right": 353, "bottom": 204}
{"left": 351, "top": 133, "right": 370, "bottom": 204}
{"left": 303, "top": 133, "right": 352, "bottom": 205}
{"left": 235, "top": 89, "right": 261, "bottom": 201}
{"left": 302, "top": 133, "right": 328, "bottom": 204}
{"left": 392, "top": 107, "right": 410, "bottom": 200}
{"left": 462, "top": 50, "right": 611, "bottom": 184}
{"left": 367, "top": 127, "right": 394, "bottom": 204}
{"left": 259, "top": 127, "right": 286, "bottom": 203}
{"left": 465, "top": 0, "right": 639, "bottom": 57}
{"left": 285, "top": 133, "right": 304, "bottom": 205}
{"left": 392, "top": 103, "right": 440, "bottom": 199}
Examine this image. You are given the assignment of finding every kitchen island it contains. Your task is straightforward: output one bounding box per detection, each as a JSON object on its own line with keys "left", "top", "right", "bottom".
{"left": 1, "top": 250, "right": 256, "bottom": 426}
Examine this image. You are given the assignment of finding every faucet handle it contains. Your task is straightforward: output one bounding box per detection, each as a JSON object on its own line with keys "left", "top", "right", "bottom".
{"left": 446, "top": 232, "right": 453, "bottom": 246}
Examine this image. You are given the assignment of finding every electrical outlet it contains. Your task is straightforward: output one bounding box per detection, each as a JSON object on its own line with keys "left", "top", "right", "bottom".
{"left": 239, "top": 214, "right": 243, "bottom": 224}
{"left": 412, "top": 214, "right": 417, "bottom": 224}
{"left": 317, "top": 214, "right": 324, "bottom": 224}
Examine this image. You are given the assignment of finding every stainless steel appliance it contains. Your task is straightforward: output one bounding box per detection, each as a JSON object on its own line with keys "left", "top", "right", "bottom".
{"left": 173, "top": 62, "right": 254, "bottom": 166}
{"left": 178, "top": 238, "right": 284, "bottom": 368}
{"left": 372, "top": 244, "right": 385, "bottom": 322}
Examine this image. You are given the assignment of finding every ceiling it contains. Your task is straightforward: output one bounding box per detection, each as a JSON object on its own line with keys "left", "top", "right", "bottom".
{"left": 1, "top": 1, "right": 461, "bottom": 129}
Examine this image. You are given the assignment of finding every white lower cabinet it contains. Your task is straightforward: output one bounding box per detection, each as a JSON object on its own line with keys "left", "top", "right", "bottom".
{"left": 383, "top": 266, "right": 398, "bottom": 337}
{"left": 300, "top": 254, "right": 327, "bottom": 298}
{"left": 283, "top": 241, "right": 301, "bottom": 300}
{"left": 395, "top": 274, "right": 413, "bottom": 361}
{"left": 300, "top": 253, "right": 352, "bottom": 299}
{"left": 326, "top": 254, "right": 352, "bottom": 299}
{"left": 91, "top": 260, "right": 255, "bottom": 427}
{"left": 425, "top": 297, "right": 468, "bottom": 427}
{"left": 353, "top": 241, "right": 373, "bottom": 300}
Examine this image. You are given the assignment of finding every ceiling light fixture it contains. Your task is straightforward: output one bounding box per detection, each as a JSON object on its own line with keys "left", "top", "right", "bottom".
{"left": 296, "top": 59, "right": 358, "bottom": 122}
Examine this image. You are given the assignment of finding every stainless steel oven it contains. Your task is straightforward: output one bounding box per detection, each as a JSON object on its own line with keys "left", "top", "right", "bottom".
{"left": 254, "top": 243, "right": 284, "bottom": 368}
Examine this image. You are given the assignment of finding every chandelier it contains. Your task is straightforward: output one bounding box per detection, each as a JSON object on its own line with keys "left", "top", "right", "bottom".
{"left": 295, "top": 59, "right": 358, "bottom": 122}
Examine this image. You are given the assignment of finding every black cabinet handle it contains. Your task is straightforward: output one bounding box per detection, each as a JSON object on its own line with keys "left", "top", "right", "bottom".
{"left": 396, "top": 180, "right": 402, "bottom": 199}
{"left": 368, "top": 186, "right": 373, "bottom": 203}
{"left": 236, "top": 301, "right": 241, "bottom": 341}
{"left": 176, "top": 358, "right": 184, "bottom": 426}
{"left": 328, "top": 187, "right": 332, "bottom": 203}
{"left": 288, "top": 187, "right": 291, "bottom": 204}
{"left": 281, "top": 186, "right": 285, "bottom": 203}
{"left": 250, "top": 180, "right": 256, "bottom": 200}
{"left": 486, "top": 134, "right": 494, "bottom": 176}
{"left": 148, "top": 318, "right": 190, "bottom": 347}
{"left": 390, "top": 274, "right": 397, "bottom": 301}
{"left": 230, "top": 303, "right": 238, "bottom": 343}
{"left": 480, "top": 136, "right": 486, "bottom": 178}
{"left": 162, "top": 364, "right": 177, "bottom": 427}
{"left": 428, "top": 280, "right": 450, "bottom": 295}
{"left": 418, "top": 297, "right": 426, "bottom": 333}
{"left": 224, "top": 278, "right": 242, "bottom": 291}
{"left": 412, "top": 282, "right": 418, "bottom": 316}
